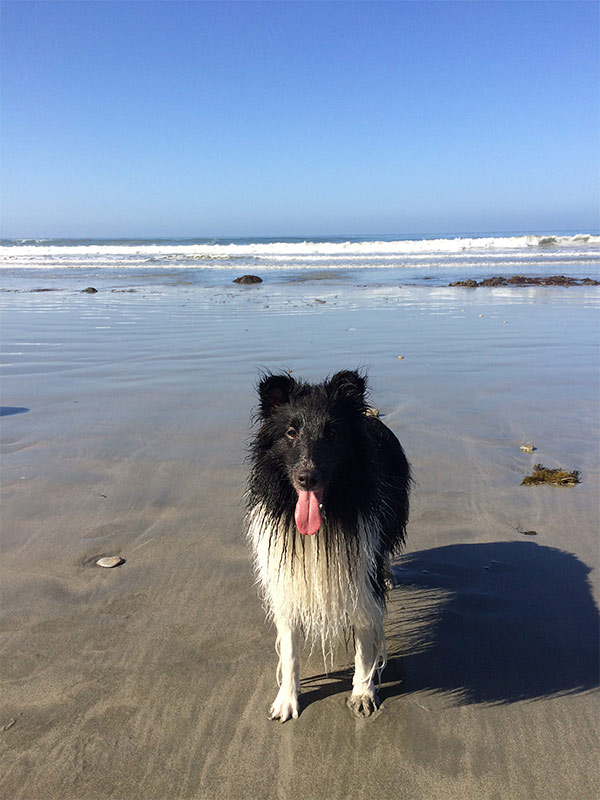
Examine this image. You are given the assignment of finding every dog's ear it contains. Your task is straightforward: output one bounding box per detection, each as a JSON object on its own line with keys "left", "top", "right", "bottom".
{"left": 325, "top": 370, "right": 367, "bottom": 413}
{"left": 258, "top": 374, "right": 296, "bottom": 417}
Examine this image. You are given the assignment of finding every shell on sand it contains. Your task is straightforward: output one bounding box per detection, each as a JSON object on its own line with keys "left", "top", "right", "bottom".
{"left": 96, "top": 556, "right": 124, "bottom": 568}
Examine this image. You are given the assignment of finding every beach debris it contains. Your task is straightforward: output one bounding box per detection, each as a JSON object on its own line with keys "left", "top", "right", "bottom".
{"left": 479, "top": 314, "right": 484, "bottom": 317}
{"left": 451, "top": 279, "right": 478, "bottom": 288}
{"left": 233, "top": 275, "right": 262, "bottom": 284}
{"left": 480, "top": 276, "right": 507, "bottom": 286}
{"left": 82, "top": 287, "right": 98, "bottom": 293}
{"left": 315, "top": 298, "right": 326, "bottom": 304}
{"left": 521, "top": 464, "right": 580, "bottom": 487}
{"left": 517, "top": 527, "right": 538, "bottom": 536}
{"left": 520, "top": 444, "right": 536, "bottom": 453}
{"left": 449, "top": 275, "right": 599, "bottom": 287}
{"left": 397, "top": 355, "right": 404, "bottom": 360}
{"left": 1, "top": 719, "right": 16, "bottom": 732}
{"left": 96, "top": 556, "right": 125, "bottom": 568}
{"left": 365, "top": 407, "right": 380, "bottom": 418}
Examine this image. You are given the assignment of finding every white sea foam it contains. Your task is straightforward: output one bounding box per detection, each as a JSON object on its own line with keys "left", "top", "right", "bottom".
{"left": 1, "top": 233, "right": 598, "bottom": 261}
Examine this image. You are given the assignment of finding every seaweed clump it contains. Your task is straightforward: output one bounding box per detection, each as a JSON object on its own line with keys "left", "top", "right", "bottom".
{"left": 449, "top": 275, "right": 599, "bottom": 287}
{"left": 521, "top": 464, "right": 581, "bottom": 487}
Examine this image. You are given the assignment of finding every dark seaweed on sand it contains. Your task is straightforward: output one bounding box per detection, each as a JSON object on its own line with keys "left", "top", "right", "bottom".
{"left": 449, "top": 275, "right": 599, "bottom": 287}
{"left": 521, "top": 464, "right": 581, "bottom": 487}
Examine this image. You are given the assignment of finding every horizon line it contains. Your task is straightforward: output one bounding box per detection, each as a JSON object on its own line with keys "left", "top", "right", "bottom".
{"left": 2, "top": 228, "right": 598, "bottom": 242}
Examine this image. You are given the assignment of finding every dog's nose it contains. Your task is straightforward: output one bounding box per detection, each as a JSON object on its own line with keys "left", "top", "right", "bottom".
{"left": 297, "top": 470, "right": 319, "bottom": 490}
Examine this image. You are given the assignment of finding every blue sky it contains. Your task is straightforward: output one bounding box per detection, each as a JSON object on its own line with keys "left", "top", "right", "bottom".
{"left": 1, "top": 0, "right": 598, "bottom": 238}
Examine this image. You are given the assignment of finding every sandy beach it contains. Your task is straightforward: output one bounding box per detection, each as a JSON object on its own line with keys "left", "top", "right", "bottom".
{"left": 1, "top": 281, "right": 598, "bottom": 800}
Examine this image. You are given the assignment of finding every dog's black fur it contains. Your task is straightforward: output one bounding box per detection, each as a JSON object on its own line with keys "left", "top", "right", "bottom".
{"left": 248, "top": 370, "right": 410, "bottom": 595}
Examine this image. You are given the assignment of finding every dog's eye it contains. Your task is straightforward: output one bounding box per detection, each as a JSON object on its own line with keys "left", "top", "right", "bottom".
{"left": 286, "top": 427, "right": 298, "bottom": 440}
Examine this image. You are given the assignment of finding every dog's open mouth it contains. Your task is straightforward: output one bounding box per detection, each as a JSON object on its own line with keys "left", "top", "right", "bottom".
{"left": 294, "top": 489, "right": 324, "bottom": 536}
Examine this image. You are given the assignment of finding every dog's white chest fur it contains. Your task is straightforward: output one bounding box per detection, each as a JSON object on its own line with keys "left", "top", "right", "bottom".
{"left": 247, "top": 503, "right": 384, "bottom": 655}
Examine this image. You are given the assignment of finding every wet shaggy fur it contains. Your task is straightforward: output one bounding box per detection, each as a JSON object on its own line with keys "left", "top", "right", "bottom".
{"left": 246, "top": 370, "right": 410, "bottom": 720}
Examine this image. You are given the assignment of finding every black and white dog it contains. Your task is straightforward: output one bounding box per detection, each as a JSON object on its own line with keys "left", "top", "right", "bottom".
{"left": 246, "top": 370, "right": 410, "bottom": 721}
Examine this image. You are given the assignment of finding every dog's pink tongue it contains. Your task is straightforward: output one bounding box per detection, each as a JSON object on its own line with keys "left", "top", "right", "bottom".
{"left": 294, "top": 490, "right": 323, "bottom": 536}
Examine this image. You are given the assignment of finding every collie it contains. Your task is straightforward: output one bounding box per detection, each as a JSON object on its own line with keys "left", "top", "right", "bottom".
{"left": 246, "top": 370, "right": 410, "bottom": 720}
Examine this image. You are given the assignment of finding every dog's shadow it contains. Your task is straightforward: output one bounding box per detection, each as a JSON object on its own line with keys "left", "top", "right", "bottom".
{"left": 302, "top": 541, "right": 599, "bottom": 708}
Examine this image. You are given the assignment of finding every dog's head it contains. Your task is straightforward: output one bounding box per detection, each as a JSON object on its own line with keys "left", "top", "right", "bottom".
{"left": 255, "top": 370, "right": 368, "bottom": 535}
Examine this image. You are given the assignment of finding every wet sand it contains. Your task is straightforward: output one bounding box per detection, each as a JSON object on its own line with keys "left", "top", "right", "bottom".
{"left": 1, "top": 285, "right": 598, "bottom": 799}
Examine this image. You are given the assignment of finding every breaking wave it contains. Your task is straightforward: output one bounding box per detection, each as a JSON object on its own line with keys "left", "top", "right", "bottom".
{"left": 1, "top": 233, "right": 598, "bottom": 260}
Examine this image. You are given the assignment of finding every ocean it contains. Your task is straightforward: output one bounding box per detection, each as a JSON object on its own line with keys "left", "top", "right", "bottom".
{"left": 1, "top": 232, "right": 599, "bottom": 292}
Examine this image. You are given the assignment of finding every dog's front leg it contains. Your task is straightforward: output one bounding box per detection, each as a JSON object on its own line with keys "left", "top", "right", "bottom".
{"left": 270, "top": 620, "right": 300, "bottom": 722}
{"left": 348, "top": 623, "right": 383, "bottom": 717}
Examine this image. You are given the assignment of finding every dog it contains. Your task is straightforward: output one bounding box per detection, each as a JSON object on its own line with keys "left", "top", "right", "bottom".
{"left": 246, "top": 370, "right": 410, "bottom": 721}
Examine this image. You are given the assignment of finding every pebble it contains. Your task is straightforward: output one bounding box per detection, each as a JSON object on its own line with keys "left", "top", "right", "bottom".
{"left": 96, "top": 556, "right": 124, "bottom": 568}
{"left": 397, "top": 355, "right": 404, "bottom": 360}
{"left": 520, "top": 444, "right": 535, "bottom": 453}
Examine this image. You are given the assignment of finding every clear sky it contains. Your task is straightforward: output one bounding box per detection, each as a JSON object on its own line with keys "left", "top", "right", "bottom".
{"left": 1, "top": 0, "right": 598, "bottom": 238}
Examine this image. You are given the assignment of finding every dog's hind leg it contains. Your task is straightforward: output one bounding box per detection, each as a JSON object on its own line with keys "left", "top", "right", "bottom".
{"left": 270, "top": 620, "right": 301, "bottom": 722}
{"left": 348, "top": 620, "right": 384, "bottom": 718}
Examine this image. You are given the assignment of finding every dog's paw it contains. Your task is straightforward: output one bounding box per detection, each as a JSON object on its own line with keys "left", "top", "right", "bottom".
{"left": 347, "top": 690, "right": 380, "bottom": 718}
{"left": 269, "top": 691, "right": 300, "bottom": 722}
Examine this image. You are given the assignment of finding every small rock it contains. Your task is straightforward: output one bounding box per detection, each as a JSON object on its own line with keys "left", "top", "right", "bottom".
{"left": 96, "top": 556, "right": 124, "bottom": 568}
{"left": 449, "top": 279, "right": 478, "bottom": 288}
{"left": 520, "top": 444, "right": 535, "bottom": 453}
{"left": 82, "top": 287, "right": 98, "bottom": 294}
{"left": 397, "top": 355, "right": 404, "bottom": 360}
{"left": 233, "top": 275, "right": 262, "bottom": 284}
{"left": 480, "top": 277, "right": 508, "bottom": 287}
